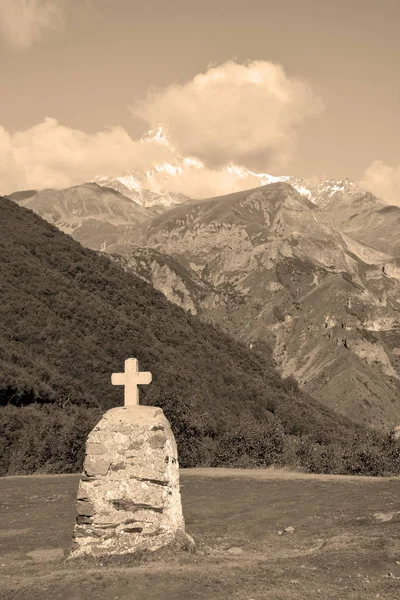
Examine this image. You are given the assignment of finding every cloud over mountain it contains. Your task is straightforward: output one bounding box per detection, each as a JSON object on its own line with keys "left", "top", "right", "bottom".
{"left": 0, "top": 61, "right": 325, "bottom": 196}
{"left": 360, "top": 160, "right": 400, "bottom": 206}
{"left": 0, "top": 118, "right": 173, "bottom": 194}
{"left": 0, "top": 117, "right": 281, "bottom": 198}
{"left": 133, "top": 60, "right": 324, "bottom": 171}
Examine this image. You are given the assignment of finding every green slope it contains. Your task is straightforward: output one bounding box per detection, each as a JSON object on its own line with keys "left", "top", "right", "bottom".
{"left": 0, "top": 197, "right": 398, "bottom": 476}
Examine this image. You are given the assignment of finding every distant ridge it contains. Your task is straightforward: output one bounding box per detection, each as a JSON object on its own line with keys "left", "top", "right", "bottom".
{"left": 9, "top": 182, "right": 153, "bottom": 251}
{"left": 93, "top": 163, "right": 362, "bottom": 207}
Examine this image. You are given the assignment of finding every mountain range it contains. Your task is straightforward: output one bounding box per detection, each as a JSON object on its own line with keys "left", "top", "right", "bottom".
{"left": 7, "top": 170, "right": 400, "bottom": 430}
{"left": 92, "top": 163, "right": 359, "bottom": 208}
{"left": 4, "top": 195, "right": 388, "bottom": 476}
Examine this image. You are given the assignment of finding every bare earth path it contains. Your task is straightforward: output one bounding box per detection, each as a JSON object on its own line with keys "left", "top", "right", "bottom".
{"left": 0, "top": 469, "right": 399, "bottom": 599}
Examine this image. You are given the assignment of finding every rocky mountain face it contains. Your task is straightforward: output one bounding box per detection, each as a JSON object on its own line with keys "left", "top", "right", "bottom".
{"left": 315, "top": 190, "right": 400, "bottom": 256}
{"left": 7, "top": 176, "right": 400, "bottom": 429}
{"left": 108, "top": 183, "right": 400, "bottom": 429}
{"left": 110, "top": 247, "right": 232, "bottom": 318}
{"left": 7, "top": 182, "right": 153, "bottom": 251}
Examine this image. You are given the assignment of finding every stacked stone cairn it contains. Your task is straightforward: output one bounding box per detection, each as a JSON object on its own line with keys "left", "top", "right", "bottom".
{"left": 70, "top": 358, "right": 193, "bottom": 557}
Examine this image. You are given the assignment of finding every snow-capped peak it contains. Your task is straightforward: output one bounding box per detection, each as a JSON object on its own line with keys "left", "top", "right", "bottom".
{"left": 153, "top": 162, "right": 183, "bottom": 176}
{"left": 223, "top": 164, "right": 290, "bottom": 185}
{"left": 91, "top": 165, "right": 189, "bottom": 209}
{"left": 115, "top": 173, "right": 143, "bottom": 193}
{"left": 250, "top": 171, "right": 290, "bottom": 185}
{"left": 285, "top": 177, "right": 358, "bottom": 205}
{"left": 92, "top": 128, "right": 361, "bottom": 208}
{"left": 141, "top": 126, "right": 173, "bottom": 148}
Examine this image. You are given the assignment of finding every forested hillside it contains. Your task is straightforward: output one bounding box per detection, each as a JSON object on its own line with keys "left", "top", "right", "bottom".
{"left": 1, "top": 197, "right": 398, "bottom": 476}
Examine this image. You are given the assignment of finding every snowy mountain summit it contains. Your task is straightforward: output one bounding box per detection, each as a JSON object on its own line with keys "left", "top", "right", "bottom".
{"left": 93, "top": 171, "right": 190, "bottom": 209}
{"left": 93, "top": 127, "right": 362, "bottom": 207}
{"left": 222, "top": 166, "right": 359, "bottom": 204}
{"left": 285, "top": 176, "right": 358, "bottom": 205}
{"left": 94, "top": 165, "right": 361, "bottom": 209}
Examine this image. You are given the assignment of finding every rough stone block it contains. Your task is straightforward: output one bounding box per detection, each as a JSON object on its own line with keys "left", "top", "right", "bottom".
{"left": 76, "top": 516, "right": 94, "bottom": 525}
{"left": 84, "top": 457, "right": 111, "bottom": 477}
{"left": 77, "top": 501, "right": 95, "bottom": 516}
{"left": 70, "top": 406, "right": 190, "bottom": 558}
{"left": 149, "top": 433, "right": 167, "bottom": 449}
{"left": 86, "top": 443, "right": 107, "bottom": 455}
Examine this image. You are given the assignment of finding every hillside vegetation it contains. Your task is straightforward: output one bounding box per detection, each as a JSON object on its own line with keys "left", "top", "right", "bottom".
{"left": 1, "top": 197, "right": 399, "bottom": 476}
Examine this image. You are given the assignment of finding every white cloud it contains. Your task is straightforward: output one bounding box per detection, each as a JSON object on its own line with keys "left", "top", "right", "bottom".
{"left": 133, "top": 60, "right": 323, "bottom": 171}
{"left": 0, "top": 118, "right": 173, "bottom": 194}
{"left": 0, "top": 118, "right": 268, "bottom": 197}
{"left": 360, "top": 161, "right": 400, "bottom": 206}
{"left": 0, "top": 117, "right": 275, "bottom": 197}
{"left": 149, "top": 163, "right": 262, "bottom": 199}
{"left": 0, "top": 0, "right": 65, "bottom": 49}
{"left": 0, "top": 61, "right": 324, "bottom": 197}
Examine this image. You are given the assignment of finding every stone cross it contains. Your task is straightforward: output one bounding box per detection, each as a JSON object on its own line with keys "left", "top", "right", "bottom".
{"left": 111, "top": 358, "right": 152, "bottom": 407}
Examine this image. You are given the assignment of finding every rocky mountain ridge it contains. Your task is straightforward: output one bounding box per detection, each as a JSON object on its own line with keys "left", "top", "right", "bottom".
{"left": 93, "top": 162, "right": 362, "bottom": 208}
{"left": 7, "top": 176, "right": 400, "bottom": 429}
{"left": 7, "top": 182, "right": 152, "bottom": 250}
{"left": 108, "top": 183, "right": 400, "bottom": 428}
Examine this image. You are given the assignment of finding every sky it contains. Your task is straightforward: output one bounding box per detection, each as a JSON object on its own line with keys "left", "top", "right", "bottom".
{"left": 0, "top": 0, "right": 399, "bottom": 203}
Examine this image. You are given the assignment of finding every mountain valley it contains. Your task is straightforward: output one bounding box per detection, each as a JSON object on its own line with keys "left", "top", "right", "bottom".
{"left": 7, "top": 174, "right": 400, "bottom": 430}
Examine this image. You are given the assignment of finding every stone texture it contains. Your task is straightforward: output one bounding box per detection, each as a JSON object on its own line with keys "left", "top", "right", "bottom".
{"left": 77, "top": 501, "right": 95, "bottom": 516}
{"left": 70, "top": 406, "right": 189, "bottom": 558}
{"left": 86, "top": 443, "right": 107, "bottom": 455}
{"left": 83, "top": 457, "right": 111, "bottom": 477}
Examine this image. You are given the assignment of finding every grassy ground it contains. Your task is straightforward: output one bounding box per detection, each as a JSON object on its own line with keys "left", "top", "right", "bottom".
{"left": 0, "top": 468, "right": 399, "bottom": 599}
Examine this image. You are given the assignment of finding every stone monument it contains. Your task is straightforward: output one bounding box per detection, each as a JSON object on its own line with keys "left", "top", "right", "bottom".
{"left": 70, "top": 358, "right": 192, "bottom": 557}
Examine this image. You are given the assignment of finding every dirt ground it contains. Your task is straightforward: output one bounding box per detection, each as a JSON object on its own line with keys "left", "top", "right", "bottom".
{"left": 0, "top": 468, "right": 399, "bottom": 600}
